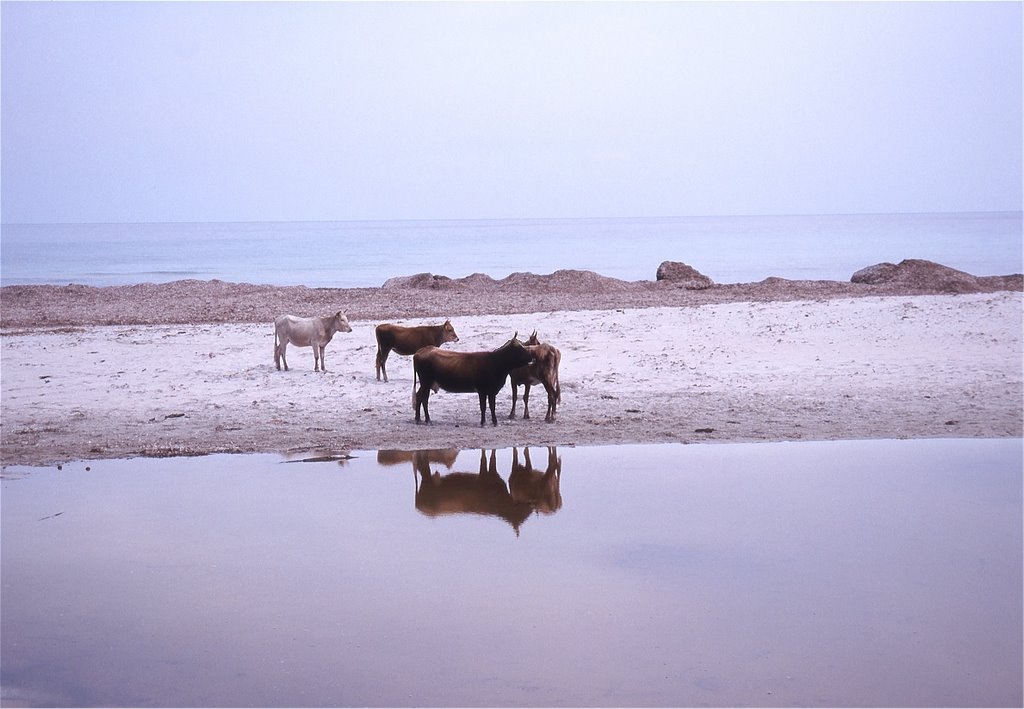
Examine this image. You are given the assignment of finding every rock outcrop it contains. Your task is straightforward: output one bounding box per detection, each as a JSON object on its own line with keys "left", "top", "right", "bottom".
{"left": 655, "top": 261, "right": 714, "bottom": 290}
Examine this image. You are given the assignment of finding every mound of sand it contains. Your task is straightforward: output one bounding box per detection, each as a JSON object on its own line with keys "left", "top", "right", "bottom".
{"left": 851, "top": 259, "right": 1024, "bottom": 293}
{"left": 383, "top": 269, "right": 637, "bottom": 293}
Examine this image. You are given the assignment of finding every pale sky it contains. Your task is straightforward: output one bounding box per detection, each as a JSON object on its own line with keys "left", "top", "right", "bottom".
{"left": 1, "top": 1, "right": 1021, "bottom": 223}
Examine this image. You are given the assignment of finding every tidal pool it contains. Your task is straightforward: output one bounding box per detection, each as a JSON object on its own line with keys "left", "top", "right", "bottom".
{"left": 2, "top": 439, "right": 1021, "bottom": 707}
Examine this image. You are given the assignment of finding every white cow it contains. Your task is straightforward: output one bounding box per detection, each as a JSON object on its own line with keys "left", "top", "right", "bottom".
{"left": 274, "top": 311, "right": 352, "bottom": 372}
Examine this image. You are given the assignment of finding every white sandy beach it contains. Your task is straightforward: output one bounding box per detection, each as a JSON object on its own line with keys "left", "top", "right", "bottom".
{"left": 2, "top": 291, "right": 1020, "bottom": 467}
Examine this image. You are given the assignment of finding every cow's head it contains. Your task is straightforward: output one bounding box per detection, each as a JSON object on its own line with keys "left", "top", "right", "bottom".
{"left": 526, "top": 330, "right": 540, "bottom": 346}
{"left": 497, "top": 332, "right": 535, "bottom": 367}
{"left": 333, "top": 311, "right": 353, "bottom": 333}
{"left": 441, "top": 319, "right": 459, "bottom": 344}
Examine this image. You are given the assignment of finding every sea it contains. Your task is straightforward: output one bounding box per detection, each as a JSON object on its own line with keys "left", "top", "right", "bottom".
{"left": 1, "top": 212, "right": 1020, "bottom": 289}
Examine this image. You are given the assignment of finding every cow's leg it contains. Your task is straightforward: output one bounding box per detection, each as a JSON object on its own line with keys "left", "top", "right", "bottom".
{"left": 319, "top": 345, "right": 327, "bottom": 372}
{"left": 416, "top": 387, "right": 431, "bottom": 423}
{"left": 376, "top": 347, "right": 389, "bottom": 382}
{"left": 543, "top": 381, "right": 557, "bottom": 422}
{"left": 488, "top": 393, "right": 498, "bottom": 426}
{"left": 477, "top": 392, "right": 488, "bottom": 426}
{"left": 522, "top": 383, "right": 531, "bottom": 420}
{"left": 279, "top": 342, "right": 289, "bottom": 371}
{"left": 509, "top": 384, "right": 519, "bottom": 419}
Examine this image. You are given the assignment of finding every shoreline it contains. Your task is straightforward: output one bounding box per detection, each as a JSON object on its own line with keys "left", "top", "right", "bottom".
{"left": 2, "top": 273, "right": 1021, "bottom": 466}
{"left": 2, "top": 259, "right": 1021, "bottom": 329}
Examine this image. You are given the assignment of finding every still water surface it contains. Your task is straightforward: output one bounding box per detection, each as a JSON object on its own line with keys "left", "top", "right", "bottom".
{"left": 2, "top": 440, "right": 1021, "bottom": 707}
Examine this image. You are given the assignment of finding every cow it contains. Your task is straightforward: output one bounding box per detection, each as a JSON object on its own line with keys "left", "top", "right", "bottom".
{"left": 374, "top": 320, "right": 459, "bottom": 382}
{"left": 273, "top": 311, "right": 352, "bottom": 372}
{"left": 413, "top": 333, "right": 535, "bottom": 426}
{"left": 509, "top": 331, "right": 562, "bottom": 422}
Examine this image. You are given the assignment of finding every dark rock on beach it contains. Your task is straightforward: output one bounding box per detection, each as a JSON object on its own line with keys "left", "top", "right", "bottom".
{"left": 655, "top": 261, "right": 714, "bottom": 289}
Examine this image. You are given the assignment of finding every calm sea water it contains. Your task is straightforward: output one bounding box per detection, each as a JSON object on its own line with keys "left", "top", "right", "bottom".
{"left": 1, "top": 212, "right": 1021, "bottom": 289}
{"left": 2, "top": 440, "right": 1021, "bottom": 707}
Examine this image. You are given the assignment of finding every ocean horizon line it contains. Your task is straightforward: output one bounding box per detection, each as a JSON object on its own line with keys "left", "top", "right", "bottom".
{"left": 3, "top": 209, "right": 1021, "bottom": 229}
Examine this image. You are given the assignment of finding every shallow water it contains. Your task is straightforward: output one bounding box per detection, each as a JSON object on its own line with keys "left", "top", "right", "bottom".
{"left": 2, "top": 439, "right": 1021, "bottom": 707}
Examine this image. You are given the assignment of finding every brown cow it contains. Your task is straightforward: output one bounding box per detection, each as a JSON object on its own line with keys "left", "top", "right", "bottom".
{"left": 375, "top": 320, "right": 459, "bottom": 382}
{"left": 509, "top": 331, "right": 562, "bottom": 422}
{"left": 413, "top": 334, "right": 535, "bottom": 426}
{"left": 274, "top": 311, "right": 352, "bottom": 372}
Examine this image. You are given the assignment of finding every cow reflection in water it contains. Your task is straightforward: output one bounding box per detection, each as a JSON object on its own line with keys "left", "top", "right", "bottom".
{"left": 411, "top": 447, "right": 562, "bottom": 535}
{"left": 508, "top": 447, "right": 562, "bottom": 515}
{"left": 376, "top": 448, "right": 460, "bottom": 471}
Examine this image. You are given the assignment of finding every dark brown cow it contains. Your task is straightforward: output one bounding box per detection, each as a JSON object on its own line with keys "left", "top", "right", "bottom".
{"left": 509, "top": 331, "right": 562, "bottom": 422}
{"left": 413, "top": 334, "right": 535, "bottom": 426}
{"left": 375, "top": 320, "right": 459, "bottom": 382}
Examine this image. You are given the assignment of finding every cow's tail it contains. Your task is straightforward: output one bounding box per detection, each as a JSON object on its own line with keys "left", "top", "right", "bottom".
{"left": 554, "top": 351, "right": 562, "bottom": 403}
{"left": 373, "top": 326, "right": 383, "bottom": 363}
{"left": 273, "top": 325, "right": 279, "bottom": 368}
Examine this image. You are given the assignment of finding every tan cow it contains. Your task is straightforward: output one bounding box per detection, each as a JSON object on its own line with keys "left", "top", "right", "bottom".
{"left": 509, "top": 331, "right": 562, "bottom": 422}
{"left": 274, "top": 311, "right": 352, "bottom": 372}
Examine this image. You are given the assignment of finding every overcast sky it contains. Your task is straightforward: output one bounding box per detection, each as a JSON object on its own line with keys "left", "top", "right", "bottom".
{"left": 1, "top": 1, "right": 1021, "bottom": 224}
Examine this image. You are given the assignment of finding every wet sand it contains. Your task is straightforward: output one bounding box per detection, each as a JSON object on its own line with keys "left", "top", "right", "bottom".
{"left": 1, "top": 276, "right": 1020, "bottom": 466}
